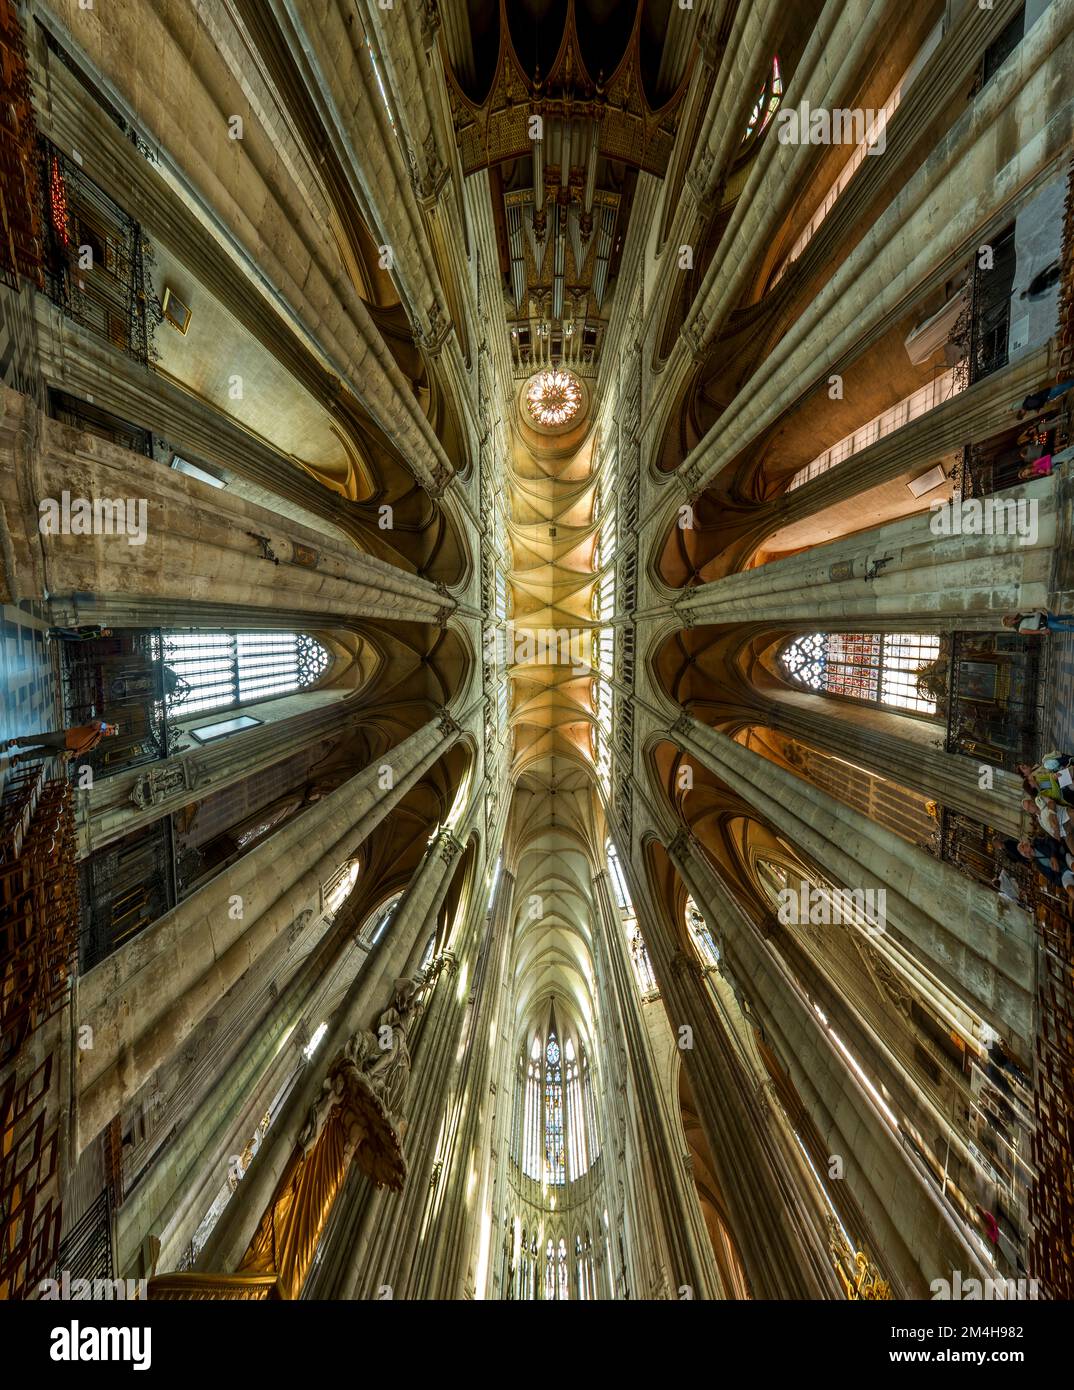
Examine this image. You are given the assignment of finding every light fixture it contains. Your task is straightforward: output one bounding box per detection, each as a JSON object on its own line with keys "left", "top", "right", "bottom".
{"left": 525, "top": 368, "right": 582, "bottom": 428}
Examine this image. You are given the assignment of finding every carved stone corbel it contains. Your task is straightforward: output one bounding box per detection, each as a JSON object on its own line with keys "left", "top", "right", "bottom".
{"left": 436, "top": 707, "right": 462, "bottom": 738}
{"left": 670, "top": 596, "right": 696, "bottom": 630}
{"left": 670, "top": 948, "right": 706, "bottom": 984}
{"left": 670, "top": 710, "right": 693, "bottom": 740}
{"left": 666, "top": 826, "right": 693, "bottom": 860}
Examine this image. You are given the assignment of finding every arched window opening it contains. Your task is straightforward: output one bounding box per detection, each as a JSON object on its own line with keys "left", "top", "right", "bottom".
{"left": 596, "top": 504, "right": 617, "bottom": 572}
{"left": 592, "top": 679, "right": 613, "bottom": 793}
{"left": 597, "top": 626, "right": 614, "bottom": 676}
{"left": 516, "top": 1024, "right": 598, "bottom": 1187}
{"left": 358, "top": 892, "right": 401, "bottom": 949}
{"left": 544, "top": 1032, "right": 566, "bottom": 1187}
{"left": 606, "top": 839, "right": 659, "bottom": 1000}
{"left": 780, "top": 632, "right": 942, "bottom": 716}
{"left": 685, "top": 894, "right": 720, "bottom": 967}
{"left": 593, "top": 569, "right": 615, "bottom": 621}
{"left": 164, "top": 630, "right": 331, "bottom": 719}
{"left": 324, "top": 860, "right": 360, "bottom": 917}
{"left": 742, "top": 55, "right": 783, "bottom": 145}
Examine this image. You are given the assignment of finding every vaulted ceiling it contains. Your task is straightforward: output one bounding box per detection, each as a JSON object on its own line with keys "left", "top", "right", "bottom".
{"left": 442, "top": 1, "right": 703, "bottom": 1039}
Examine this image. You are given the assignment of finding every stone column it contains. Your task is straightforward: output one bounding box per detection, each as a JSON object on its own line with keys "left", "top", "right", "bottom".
{"left": 675, "top": 0, "right": 1074, "bottom": 504}
{"left": 417, "top": 869, "right": 516, "bottom": 1299}
{"left": 622, "top": 846, "right": 841, "bottom": 1299}
{"left": 0, "top": 390, "right": 450, "bottom": 625}
{"left": 756, "top": 694, "right": 1023, "bottom": 835}
{"left": 76, "top": 713, "right": 458, "bottom": 1152}
{"left": 669, "top": 711, "right": 1036, "bottom": 1059}
{"left": 117, "top": 908, "right": 358, "bottom": 1274}
{"left": 193, "top": 819, "right": 469, "bottom": 1278}
{"left": 671, "top": 476, "right": 1057, "bottom": 628}
{"left": 589, "top": 869, "right": 724, "bottom": 1299}
{"left": 665, "top": 828, "right": 991, "bottom": 1297}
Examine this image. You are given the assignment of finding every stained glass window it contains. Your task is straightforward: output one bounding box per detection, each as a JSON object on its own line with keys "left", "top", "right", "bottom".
{"left": 526, "top": 368, "right": 583, "bottom": 428}
{"left": 780, "top": 632, "right": 942, "bottom": 716}
{"left": 545, "top": 1033, "right": 566, "bottom": 1186}
{"left": 743, "top": 56, "right": 783, "bottom": 144}
{"left": 164, "top": 630, "right": 331, "bottom": 719}
{"left": 516, "top": 1027, "right": 596, "bottom": 1190}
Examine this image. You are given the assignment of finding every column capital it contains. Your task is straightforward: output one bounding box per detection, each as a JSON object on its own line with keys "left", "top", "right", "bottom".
{"left": 436, "top": 707, "right": 462, "bottom": 738}
{"left": 670, "top": 710, "right": 694, "bottom": 740}
{"left": 431, "top": 826, "right": 463, "bottom": 863}
{"left": 669, "top": 592, "right": 697, "bottom": 629}
{"left": 670, "top": 948, "right": 706, "bottom": 984}
{"left": 428, "top": 948, "right": 458, "bottom": 980}
{"left": 666, "top": 826, "right": 696, "bottom": 861}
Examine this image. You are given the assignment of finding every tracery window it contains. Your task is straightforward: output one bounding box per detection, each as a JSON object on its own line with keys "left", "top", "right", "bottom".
{"left": 780, "top": 632, "right": 942, "bottom": 716}
{"left": 596, "top": 504, "right": 617, "bottom": 572}
{"left": 517, "top": 1027, "right": 597, "bottom": 1186}
{"left": 324, "top": 860, "right": 360, "bottom": 916}
{"left": 686, "top": 894, "right": 720, "bottom": 967}
{"left": 592, "top": 679, "right": 613, "bottom": 792}
{"left": 544, "top": 1033, "right": 566, "bottom": 1187}
{"left": 164, "top": 630, "right": 331, "bottom": 719}
{"left": 593, "top": 569, "right": 616, "bottom": 621}
{"left": 597, "top": 626, "right": 614, "bottom": 677}
{"left": 358, "top": 892, "right": 401, "bottom": 948}
{"left": 742, "top": 55, "right": 783, "bottom": 144}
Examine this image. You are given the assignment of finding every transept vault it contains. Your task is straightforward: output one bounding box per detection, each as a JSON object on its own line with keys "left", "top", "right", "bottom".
{"left": 1, "top": 0, "right": 1074, "bottom": 1354}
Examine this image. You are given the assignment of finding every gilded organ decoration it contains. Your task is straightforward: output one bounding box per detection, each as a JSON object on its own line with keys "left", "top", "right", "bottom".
{"left": 151, "top": 978, "right": 426, "bottom": 1300}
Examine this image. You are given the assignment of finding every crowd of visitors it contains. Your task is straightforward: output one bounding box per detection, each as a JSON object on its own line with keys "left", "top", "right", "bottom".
{"left": 1001, "top": 752, "right": 1074, "bottom": 905}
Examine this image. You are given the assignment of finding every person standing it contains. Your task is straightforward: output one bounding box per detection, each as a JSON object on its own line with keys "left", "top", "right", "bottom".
{"left": 1002, "top": 610, "right": 1074, "bottom": 634}
{"left": 5, "top": 721, "right": 121, "bottom": 765}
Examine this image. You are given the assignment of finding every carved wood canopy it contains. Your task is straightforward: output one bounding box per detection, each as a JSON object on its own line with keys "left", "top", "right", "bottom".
{"left": 442, "top": 0, "right": 692, "bottom": 369}
{"left": 443, "top": 0, "right": 691, "bottom": 179}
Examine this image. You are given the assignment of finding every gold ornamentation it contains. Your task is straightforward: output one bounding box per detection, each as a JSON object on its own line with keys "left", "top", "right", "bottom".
{"left": 827, "top": 1216, "right": 893, "bottom": 1300}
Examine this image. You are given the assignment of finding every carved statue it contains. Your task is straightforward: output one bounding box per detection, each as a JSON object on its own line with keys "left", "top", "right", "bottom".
{"left": 158, "top": 977, "right": 430, "bottom": 1300}
{"left": 297, "top": 976, "right": 426, "bottom": 1191}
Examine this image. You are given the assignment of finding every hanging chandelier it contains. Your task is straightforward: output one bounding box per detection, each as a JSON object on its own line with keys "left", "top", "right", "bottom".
{"left": 525, "top": 368, "right": 583, "bottom": 429}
